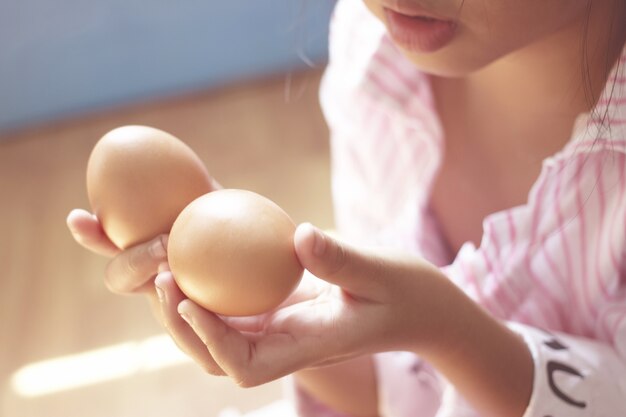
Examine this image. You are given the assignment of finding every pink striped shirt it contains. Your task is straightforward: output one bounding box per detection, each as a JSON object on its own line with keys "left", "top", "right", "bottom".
{"left": 292, "top": 0, "right": 626, "bottom": 416}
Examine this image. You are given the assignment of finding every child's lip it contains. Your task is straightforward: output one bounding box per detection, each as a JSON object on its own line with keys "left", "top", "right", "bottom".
{"left": 383, "top": 7, "right": 458, "bottom": 54}
{"left": 379, "top": 0, "right": 453, "bottom": 21}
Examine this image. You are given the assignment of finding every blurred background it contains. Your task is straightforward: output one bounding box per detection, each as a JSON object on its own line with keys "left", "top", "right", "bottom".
{"left": 0, "top": 1, "right": 336, "bottom": 416}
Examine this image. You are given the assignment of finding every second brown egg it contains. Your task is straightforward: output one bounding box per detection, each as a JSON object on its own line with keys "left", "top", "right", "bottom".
{"left": 168, "top": 189, "right": 304, "bottom": 316}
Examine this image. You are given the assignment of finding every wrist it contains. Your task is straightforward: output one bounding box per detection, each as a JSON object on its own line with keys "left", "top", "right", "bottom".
{"left": 411, "top": 283, "right": 533, "bottom": 417}
{"left": 293, "top": 356, "right": 379, "bottom": 417}
{"left": 401, "top": 265, "right": 471, "bottom": 354}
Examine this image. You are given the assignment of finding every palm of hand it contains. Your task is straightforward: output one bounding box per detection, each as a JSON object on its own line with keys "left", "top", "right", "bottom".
{"left": 221, "top": 272, "right": 371, "bottom": 374}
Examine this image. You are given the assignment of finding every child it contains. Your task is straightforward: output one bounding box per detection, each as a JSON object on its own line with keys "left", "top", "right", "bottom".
{"left": 67, "top": 0, "right": 626, "bottom": 415}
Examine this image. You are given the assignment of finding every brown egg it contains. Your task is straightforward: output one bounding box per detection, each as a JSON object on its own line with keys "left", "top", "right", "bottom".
{"left": 168, "top": 189, "right": 304, "bottom": 316}
{"left": 86, "top": 125, "right": 213, "bottom": 249}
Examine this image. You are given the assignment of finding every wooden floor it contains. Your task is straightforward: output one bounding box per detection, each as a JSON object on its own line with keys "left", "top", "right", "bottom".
{"left": 0, "top": 69, "right": 333, "bottom": 417}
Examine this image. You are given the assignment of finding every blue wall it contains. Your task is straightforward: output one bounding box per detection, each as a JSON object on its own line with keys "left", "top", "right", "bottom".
{"left": 0, "top": 0, "right": 335, "bottom": 132}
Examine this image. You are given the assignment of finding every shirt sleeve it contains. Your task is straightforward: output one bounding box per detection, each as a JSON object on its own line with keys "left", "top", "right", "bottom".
{"left": 509, "top": 321, "right": 626, "bottom": 417}
{"left": 432, "top": 146, "right": 626, "bottom": 417}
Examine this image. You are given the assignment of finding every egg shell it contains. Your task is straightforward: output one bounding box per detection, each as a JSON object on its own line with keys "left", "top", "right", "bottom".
{"left": 87, "top": 125, "right": 212, "bottom": 249}
{"left": 168, "top": 189, "right": 304, "bottom": 316}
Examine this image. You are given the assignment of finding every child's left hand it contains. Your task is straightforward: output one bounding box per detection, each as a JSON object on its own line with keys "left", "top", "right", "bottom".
{"left": 154, "top": 223, "right": 464, "bottom": 387}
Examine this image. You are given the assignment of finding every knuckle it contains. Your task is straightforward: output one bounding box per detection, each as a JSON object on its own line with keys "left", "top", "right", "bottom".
{"left": 104, "top": 260, "right": 124, "bottom": 294}
{"left": 104, "top": 249, "right": 145, "bottom": 294}
{"left": 126, "top": 248, "right": 142, "bottom": 276}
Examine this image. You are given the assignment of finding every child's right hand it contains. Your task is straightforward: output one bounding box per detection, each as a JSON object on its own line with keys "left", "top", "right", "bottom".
{"left": 66, "top": 208, "right": 169, "bottom": 317}
{"left": 66, "top": 176, "right": 222, "bottom": 324}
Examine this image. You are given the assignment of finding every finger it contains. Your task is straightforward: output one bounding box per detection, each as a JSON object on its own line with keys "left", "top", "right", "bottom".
{"left": 104, "top": 235, "right": 168, "bottom": 294}
{"left": 217, "top": 315, "right": 268, "bottom": 333}
{"left": 66, "top": 209, "right": 120, "bottom": 257}
{"left": 293, "top": 223, "right": 385, "bottom": 298}
{"left": 178, "top": 299, "right": 309, "bottom": 387}
{"left": 217, "top": 272, "right": 327, "bottom": 333}
{"left": 278, "top": 269, "right": 327, "bottom": 305}
{"left": 154, "top": 272, "right": 225, "bottom": 376}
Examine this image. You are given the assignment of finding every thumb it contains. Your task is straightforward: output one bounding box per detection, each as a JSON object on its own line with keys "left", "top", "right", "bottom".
{"left": 294, "top": 223, "right": 383, "bottom": 297}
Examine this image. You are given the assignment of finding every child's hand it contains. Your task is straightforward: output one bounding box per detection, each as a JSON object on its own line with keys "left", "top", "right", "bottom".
{"left": 65, "top": 178, "right": 223, "bottom": 312}
{"left": 66, "top": 208, "right": 169, "bottom": 312}
{"left": 156, "top": 223, "right": 456, "bottom": 387}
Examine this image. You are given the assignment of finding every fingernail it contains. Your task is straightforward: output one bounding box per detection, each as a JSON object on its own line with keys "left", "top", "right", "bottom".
{"left": 155, "top": 284, "right": 165, "bottom": 303}
{"left": 150, "top": 239, "right": 166, "bottom": 260}
{"left": 178, "top": 302, "right": 195, "bottom": 326}
{"left": 67, "top": 225, "right": 79, "bottom": 236}
{"left": 180, "top": 311, "right": 193, "bottom": 326}
{"left": 66, "top": 214, "right": 78, "bottom": 235}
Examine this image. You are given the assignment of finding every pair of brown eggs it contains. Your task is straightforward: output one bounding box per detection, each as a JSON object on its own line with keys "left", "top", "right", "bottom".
{"left": 86, "top": 126, "right": 303, "bottom": 316}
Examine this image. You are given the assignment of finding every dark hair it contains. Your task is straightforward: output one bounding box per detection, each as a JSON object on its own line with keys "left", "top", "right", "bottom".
{"left": 581, "top": 0, "right": 624, "bottom": 139}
